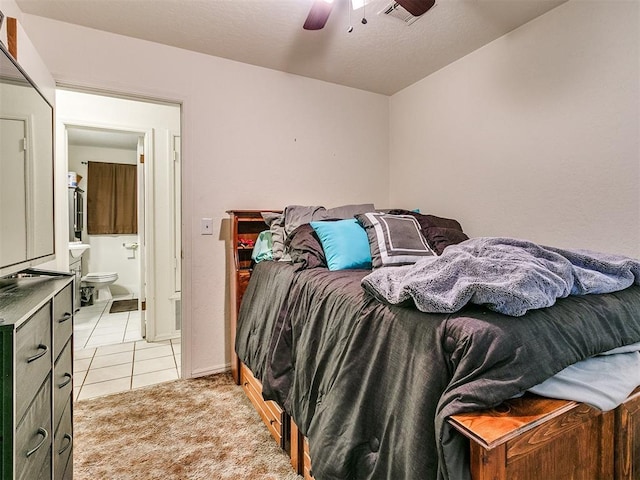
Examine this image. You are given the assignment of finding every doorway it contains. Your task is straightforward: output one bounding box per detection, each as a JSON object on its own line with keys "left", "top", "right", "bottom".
{"left": 56, "top": 89, "right": 182, "bottom": 400}
{"left": 67, "top": 127, "right": 144, "bottom": 343}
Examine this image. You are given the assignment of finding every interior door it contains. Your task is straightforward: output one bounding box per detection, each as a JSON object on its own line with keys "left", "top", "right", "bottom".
{"left": 0, "top": 117, "right": 27, "bottom": 266}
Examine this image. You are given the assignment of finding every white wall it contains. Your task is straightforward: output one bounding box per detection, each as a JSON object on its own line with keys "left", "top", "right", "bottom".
{"left": 0, "top": 0, "right": 54, "bottom": 103}
{"left": 390, "top": 0, "right": 640, "bottom": 258}
{"left": 68, "top": 144, "right": 140, "bottom": 296}
{"left": 18, "top": 14, "right": 390, "bottom": 376}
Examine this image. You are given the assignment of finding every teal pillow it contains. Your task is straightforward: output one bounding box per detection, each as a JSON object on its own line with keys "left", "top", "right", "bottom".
{"left": 310, "top": 219, "right": 372, "bottom": 271}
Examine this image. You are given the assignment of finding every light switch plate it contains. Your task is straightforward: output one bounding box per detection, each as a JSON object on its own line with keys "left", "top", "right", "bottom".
{"left": 201, "top": 218, "right": 213, "bottom": 235}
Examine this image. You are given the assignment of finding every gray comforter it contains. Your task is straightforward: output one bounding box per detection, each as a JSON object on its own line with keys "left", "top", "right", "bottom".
{"left": 362, "top": 237, "right": 640, "bottom": 316}
{"left": 236, "top": 261, "right": 640, "bottom": 480}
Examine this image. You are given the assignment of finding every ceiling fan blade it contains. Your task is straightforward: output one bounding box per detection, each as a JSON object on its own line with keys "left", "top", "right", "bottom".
{"left": 396, "top": 0, "right": 435, "bottom": 17}
{"left": 303, "top": 0, "right": 334, "bottom": 30}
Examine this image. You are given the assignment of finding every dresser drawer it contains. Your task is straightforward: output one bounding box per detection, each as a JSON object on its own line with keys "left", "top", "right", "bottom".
{"left": 54, "top": 400, "right": 73, "bottom": 480}
{"left": 15, "top": 378, "right": 52, "bottom": 480}
{"left": 241, "top": 363, "right": 284, "bottom": 448}
{"left": 16, "top": 304, "right": 52, "bottom": 422}
{"left": 53, "top": 284, "right": 73, "bottom": 361}
{"left": 53, "top": 339, "right": 73, "bottom": 431}
{"left": 60, "top": 457, "right": 73, "bottom": 480}
{"left": 37, "top": 455, "right": 54, "bottom": 480}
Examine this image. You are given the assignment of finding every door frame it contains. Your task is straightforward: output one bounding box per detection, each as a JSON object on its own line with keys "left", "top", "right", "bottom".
{"left": 136, "top": 134, "right": 148, "bottom": 339}
{"left": 55, "top": 86, "right": 187, "bottom": 379}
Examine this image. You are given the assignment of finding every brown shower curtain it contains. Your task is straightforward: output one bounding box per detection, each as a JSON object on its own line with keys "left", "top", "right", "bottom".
{"left": 87, "top": 161, "right": 137, "bottom": 234}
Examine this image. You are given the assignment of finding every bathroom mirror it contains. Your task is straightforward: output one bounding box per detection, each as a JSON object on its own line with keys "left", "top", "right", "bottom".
{"left": 0, "top": 42, "right": 55, "bottom": 276}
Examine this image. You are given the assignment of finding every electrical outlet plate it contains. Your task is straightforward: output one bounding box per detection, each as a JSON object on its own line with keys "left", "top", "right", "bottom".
{"left": 201, "top": 218, "right": 213, "bottom": 235}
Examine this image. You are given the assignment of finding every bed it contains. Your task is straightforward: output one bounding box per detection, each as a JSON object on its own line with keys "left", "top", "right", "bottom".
{"left": 230, "top": 206, "right": 640, "bottom": 480}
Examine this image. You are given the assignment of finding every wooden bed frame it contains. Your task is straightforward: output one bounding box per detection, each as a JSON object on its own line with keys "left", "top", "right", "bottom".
{"left": 238, "top": 358, "right": 639, "bottom": 480}
{"left": 227, "top": 210, "right": 639, "bottom": 480}
{"left": 449, "top": 388, "right": 640, "bottom": 480}
{"left": 286, "top": 384, "right": 640, "bottom": 480}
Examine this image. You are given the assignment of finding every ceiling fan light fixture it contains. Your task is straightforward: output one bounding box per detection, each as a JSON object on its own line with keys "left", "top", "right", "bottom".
{"left": 303, "top": 0, "right": 335, "bottom": 30}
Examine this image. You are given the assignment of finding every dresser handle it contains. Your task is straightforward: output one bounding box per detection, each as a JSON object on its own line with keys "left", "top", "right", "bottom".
{"left": 26, "top": 427, "right": 48, "bottom": 457}
{"left": 27, "top": 344, "right": 49, "bottom": 363}
{"left": 58, "top": 372, "right": 73, "bottom": 389}
{"left": 58, "top": 433, "right": 73, "bottom": 455}
{"left": 58, "top": 312, "right": 72, "bottom": 323}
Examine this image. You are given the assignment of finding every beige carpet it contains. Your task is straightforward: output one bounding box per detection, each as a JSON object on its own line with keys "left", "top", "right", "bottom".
{"left": 74, "top": 373, "right": 302, "bottom": 479}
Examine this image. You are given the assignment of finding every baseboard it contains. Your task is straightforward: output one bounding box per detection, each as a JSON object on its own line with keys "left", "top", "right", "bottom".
{"left": 148, "top": 332, "right": 180, "bottom": 343}
{"left": 190, "top": 363, "right": 230, "bottom": 378}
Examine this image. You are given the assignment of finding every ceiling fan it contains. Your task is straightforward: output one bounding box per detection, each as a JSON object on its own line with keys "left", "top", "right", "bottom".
{"left": 303, "top": 0, "right": 436, "bottom": 30}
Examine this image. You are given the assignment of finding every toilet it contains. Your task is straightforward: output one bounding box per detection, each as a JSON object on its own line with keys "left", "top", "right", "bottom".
{"left": 81, "top": 272, "right": 118, "bottom": 301}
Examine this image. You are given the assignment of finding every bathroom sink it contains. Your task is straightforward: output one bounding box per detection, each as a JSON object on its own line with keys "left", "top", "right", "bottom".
{"left": 69, "top": 243, "right": 90, "bottom": 258}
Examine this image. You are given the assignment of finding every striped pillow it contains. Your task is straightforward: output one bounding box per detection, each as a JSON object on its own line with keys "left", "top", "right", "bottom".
{"left": 356, "top": 212, "right": 434, "bottom": 268}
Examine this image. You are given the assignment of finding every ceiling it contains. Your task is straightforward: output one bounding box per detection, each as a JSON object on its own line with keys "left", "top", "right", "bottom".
{"left": 67, "top": 127, "right": 140, "bottom": 150}
{"left": 16, "top": 0, "right": 566, "bottom": 95}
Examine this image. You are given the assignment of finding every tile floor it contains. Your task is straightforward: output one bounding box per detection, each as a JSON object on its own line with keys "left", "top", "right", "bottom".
{"left": 73, "top": 294, "right": 181, "bottom": 401}
{"left": 74, "top": 294, "right": 143, "bottom": 349}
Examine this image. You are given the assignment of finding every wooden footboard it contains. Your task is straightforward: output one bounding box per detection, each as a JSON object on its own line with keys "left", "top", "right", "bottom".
{"left": 615, "top": 387, "right": 640, "bottom": 480}
{"left": 450, "top": 387, "right": 640, "bottom": 480}
{"left": 450, "top": 394, "right": 614, "bottom": 480}
{"left": 289, "top": 389, "right": 639, "bottom": 480}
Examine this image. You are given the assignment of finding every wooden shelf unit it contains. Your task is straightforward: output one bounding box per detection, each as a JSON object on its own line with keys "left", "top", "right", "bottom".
{"left": 226, "top": 210, "right": 278, "bottom": 384}
{"left": 227, "top": 210, "right": 289, "bottom": 451}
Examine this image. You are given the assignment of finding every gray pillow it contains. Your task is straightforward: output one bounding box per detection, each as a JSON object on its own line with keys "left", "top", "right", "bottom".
{"left": 261, "top": 212, "right": 286, "bottom": 260}
{"left": 322, "top": 203, "right": 375, "bottom": 220}
{"left": 283, "top": 205, "right": 326, "bottom": 236}
{"left": 356, "top": 212, "right": 434, "bottom": 268}
{"left": 267, "top": 204, "right": 377, "bottom": 261}
{"left": 283, "top": 203, "right": 376, "bottom": 239}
